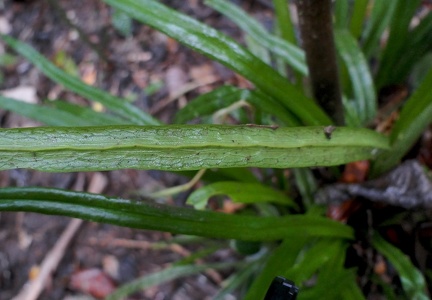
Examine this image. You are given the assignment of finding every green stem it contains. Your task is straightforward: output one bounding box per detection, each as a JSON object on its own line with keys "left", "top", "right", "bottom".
{"left": 296, "top": 0, "right": 344, "bottom": 125}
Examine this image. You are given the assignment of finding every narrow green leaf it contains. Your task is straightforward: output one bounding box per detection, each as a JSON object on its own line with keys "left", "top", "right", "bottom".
{"left": 248, "top": 90, "right": 300, "bottom": 126}
{"left": 387, "top": 11, "right": 432, "bottom": 85}
{"left": 186, "top": 181, "right": 296, "bottom": 210}
{"left": 50, "top": 101, "right": 129, "bottom": 125}
{"left": 273, "top": 0, "right": 296, "bottom": 45}
{"left": 1, "top": 35, "right": 160, "bottom": 125}
{"left": 0, "top": 96, "right": 88, "bottom": 126}
{"left": 205, "top": 0, "right": 307, "bottom": 76}
{"left": 0, "top": 125, "right": 389, "bottom": 172}
{"left": 107, "top": 262, "right": 238, "bottom": 300}
{"left": 0, "top": 187, "right": 354, "bottom": 240}
{"left": 174, "top": 85, "right": 299, "bottom": 126}
{"left": 245, "top": 34, "right": 271, "bottom": 65}
{"left": 293, "top": 168, "right": 317, "bottom": 209}
{"left": 372, "top": 233, "right": 428, "bottom": 299}
{"left": 375, "top": 0, "right": 422, "bottom": 88}
{"left": 371, "top": 67, "right": 432, "bottom": 175}
{"left": 299, "top": 242, "right": 360, "bottom": 299}
{"left": 361, "top": 0, "right": 397, "bottom": 59}
{"left": 104, "top": 0, "right": 331, "bottom": 125}
{"left": 334, "top": 0, "right": 350, "bottom": 29}
{"left": 284, "top": 239, "right": 346, "bottom": 284}
{"left": 349, "top": 0, "right": 369, "bottom": 39}
{"left": 272, "top": 0, "right": 301, "bottom": 80}
{"left": 335, "top": 29, "right": 376, "bottom": 124}
{"left": 244, "top": 237, "right": 309, "bottom": 300}
{"left": 174, "top": 86, "right": 247, "bottom": 124}
{"left": 411, "top": 53, "right": 432, "bottom": 88}
{"left": 300, "top": 269, "right": 358, "bottom": 299}
{"left": 0, "top": 96, "right": 131, "bottom": 126}
{"left": 342, "top": 280, "right": 366, "bottom": 300}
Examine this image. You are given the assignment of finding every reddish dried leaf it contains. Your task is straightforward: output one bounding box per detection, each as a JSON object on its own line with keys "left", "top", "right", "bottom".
{"left": 341, "top": 160, "right": 370, "bottom": 183}
{"left": 327, "top": 200, "right": 362, "bottom": 223}
{"left": 69, "top": 268, "right": 116, "bottom": 299}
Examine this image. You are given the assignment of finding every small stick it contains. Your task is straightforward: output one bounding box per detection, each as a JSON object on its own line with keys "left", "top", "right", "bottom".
{"left": 12, "top": 219, "right": 83, "bottom": 300}
{"left": 13, "top": 173, "right": 107, "bottom": 300}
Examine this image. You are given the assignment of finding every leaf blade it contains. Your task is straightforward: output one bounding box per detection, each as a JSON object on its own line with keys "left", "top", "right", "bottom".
{"left": 0, "top": 187, "right": 354, "bottom": 240}
{"left": 174, "top": 85, "right": 299, "bottom": 126}
{"left": 371, "top": 67, "right": 432, "bottom": 175}
{"left": 0, "top": 96, "right": 86, "bottom": 126}
{"left": 205, "top": 0, "right": 308, "bottom": 75}
{"left": 372, "top": 233, "right": 428, "bottom": 299}
{"left": 335, "top": 29, "right": 377, "bottom": 124}
{"left": 187, "top": 181, "right": 296, "bottom": 209}
{"left": 0, "top": 125, "right": 389, "bottom": 172}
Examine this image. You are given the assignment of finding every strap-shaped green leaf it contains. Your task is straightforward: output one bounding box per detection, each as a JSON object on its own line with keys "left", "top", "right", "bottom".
{"left": 386, "top": 11, "right": 432, "bottom": 85}
{"left": 373, "top": 233, "right": 428, "bottom": 299}
{"left": 50, "top": 101, "right": 129, "bottom": 125}
{"left": 335, "top": 29, "right": 377, "bottom": 125}
{"left": 103, "top": 0, "right": 330, "bottom": 125}
{"left": 0, "top": 187, "right": 353, "bottom": 240}
{"left": 174, "top": 86, "right": 298, "bottom": 126}
{"left": 205, "top": 0, "right": 307, "bottom": 75}
{"left": 174, "top": 86, "right": 249, "bottom": 124}
{"left": 186, "top": 181, "right": 296, "bottom": 209}
{"left": 244, "top": 237, "right": 309, "bottom": 300}
{"left": 0, "top": 95, "right": 89, "bottom": 126}
{"left": 348, "top": 1, "right": 369, "bottom": 39}
{"left": 371, "top": 67, "right": 432, "bottom": 175}
{"left": 361, "top": 0, "right": 397, "bottom": 59}
{"left": 0, "top": 125, "right": 389, "bottom": 172}
{"left": 375, "top": 0, "right": 422, "bottom": 88}
{"left": 0, "top": 96, "right": 128, "bottom": 126}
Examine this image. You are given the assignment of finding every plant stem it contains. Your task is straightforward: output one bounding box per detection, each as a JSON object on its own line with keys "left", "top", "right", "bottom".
{"left": 296, "top": 0, "right": 344, "bottom": 125}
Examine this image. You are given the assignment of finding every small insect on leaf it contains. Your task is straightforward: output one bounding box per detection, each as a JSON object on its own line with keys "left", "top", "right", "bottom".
{"left": 324, "top": 125, "right": 336, "bottom": 140}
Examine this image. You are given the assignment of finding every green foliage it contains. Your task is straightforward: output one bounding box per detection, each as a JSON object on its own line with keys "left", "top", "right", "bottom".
{"left": 373, "top": 233, "right": 428, "bottom": 299}
{"left": 186, "top": 181, "right": 296, "bottom": 209}
{"left": 206, "top": 0, "right": 307, "bottom": 76}
{"left": 103, "top": 0, "right": 330, "bottom": 126}
{"left": 371, "top": 67, "right": 432, "bottom": 175}
{"left": 334, "top": 28, "right": 376, "bottom": 125}
{"left": 0, "top": 125, "right": 388, "bottom": 172}
{"left": 0, "top": 96, "right": 128, "bottom": 126}
{"left": 1, "top": 0, "right": 431, "bottom": 298}
{"left": 174, "top": 85, "right": 298, "bottom": 126}
{"left": 0, "top": 187, "right": 353, "bottom": 240}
